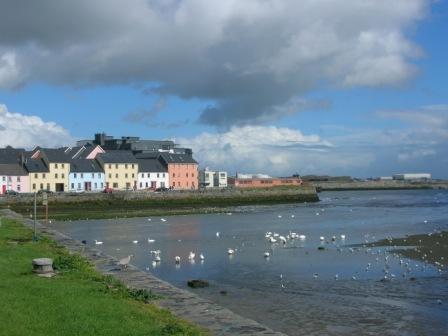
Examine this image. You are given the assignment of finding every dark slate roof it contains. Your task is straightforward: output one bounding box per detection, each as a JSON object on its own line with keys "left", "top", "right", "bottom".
{"left": 70, "top": 159, "right": 104, "bottom": 173}
{"left": 98, "top": 151, "right": 138, "bottom": 163}
{"left": 39, "top": 148, "right": 72, "bottom": 163}
{"left": 158, "top": 152, "right": 197, "bottom": 164}
{"left": 137, "top": 159, "right": 167, "bottom": 173}
{"left": 0, "top": 164, "right": 28, "bottom": 176}
{"left": 0, "top": 147, "right": 25, "bottom": 164}
{"left": 24, "top": 158, "right": 49, "bottom": 173}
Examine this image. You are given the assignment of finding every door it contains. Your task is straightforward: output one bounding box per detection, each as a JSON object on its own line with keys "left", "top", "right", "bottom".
{"left": 1, "top": 185, "right": 6, "bottom": 194}
{"left": 151, "top": 181, "right": 156, "bottom": 189}
{"left": 84, "top": 182, "right": 91, "bottom": 191}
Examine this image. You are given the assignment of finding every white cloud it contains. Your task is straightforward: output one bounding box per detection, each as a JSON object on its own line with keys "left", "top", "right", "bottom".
{"left": 177, "top": 125, "right": 374, "bottom": 176}
{"left": 0, "top": 0, "right": 430, "bottom": 125}
{"left": 0, "top": 104, "right": 73, "bottom": 148}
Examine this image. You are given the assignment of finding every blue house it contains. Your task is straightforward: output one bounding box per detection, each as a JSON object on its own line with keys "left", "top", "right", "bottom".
{"left": 69, "top": 159, "right": 105, "bottom": 192}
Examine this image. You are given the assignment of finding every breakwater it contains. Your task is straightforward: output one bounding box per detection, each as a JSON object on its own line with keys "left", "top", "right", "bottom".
{"left": 1, "top": 185, "right": 319, "bottom": 220}
{"left": 313, "top": 180, "right": 448, "bottom": 191}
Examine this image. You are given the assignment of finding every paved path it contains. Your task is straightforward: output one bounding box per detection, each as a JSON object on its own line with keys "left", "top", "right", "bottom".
{"left": 1, "top": 210, "right": 286, "bottom": 336}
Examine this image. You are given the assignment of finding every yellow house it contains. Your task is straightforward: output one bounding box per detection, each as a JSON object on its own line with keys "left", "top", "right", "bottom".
{"left": 24, "top": 156, "right": 50, "bottom": 192}
{"left": 97, "top": 151, "right": 138, "bottom": 190}
{"left": 30, "top": 148, "right": 71, "bottom": 192}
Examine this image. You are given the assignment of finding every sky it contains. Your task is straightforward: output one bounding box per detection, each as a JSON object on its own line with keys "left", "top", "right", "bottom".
{"left": 0, "top": 0, "right": 447, "bottom": 178}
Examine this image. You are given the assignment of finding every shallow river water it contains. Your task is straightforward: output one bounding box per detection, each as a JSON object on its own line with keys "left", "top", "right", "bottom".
{"left": 53, "top": 190, "right": 448, "bottom": 336}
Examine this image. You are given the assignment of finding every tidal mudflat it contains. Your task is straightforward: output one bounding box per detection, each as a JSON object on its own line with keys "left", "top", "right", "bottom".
{"left": 53, "top": 190, "right": 448, "bottom": 335}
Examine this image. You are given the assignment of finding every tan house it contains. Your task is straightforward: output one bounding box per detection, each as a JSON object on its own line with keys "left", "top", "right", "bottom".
{"left": 30, "top": 148, "right": 71, "bottom": 192}
{"left": 97, "top": 151, "right": 138, "bottom": 190}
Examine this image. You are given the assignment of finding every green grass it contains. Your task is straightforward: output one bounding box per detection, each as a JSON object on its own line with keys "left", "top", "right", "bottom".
{"left": 0, "top": 216, "right": 207, "bottom": 336}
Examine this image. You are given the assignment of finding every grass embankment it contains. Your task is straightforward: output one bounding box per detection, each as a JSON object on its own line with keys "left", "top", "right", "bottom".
{"left": 0, "top": 216, "right": 207, "bottom": 336}
{"left": 6, "top": 191, "right": 319, "bottom": 221}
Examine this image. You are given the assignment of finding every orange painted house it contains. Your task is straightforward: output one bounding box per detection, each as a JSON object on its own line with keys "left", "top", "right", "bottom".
{"left": 228, "top": 176, "right": 302, "bottom": 188}
{"left": 158, "top": 153, "right": 198, "bottom": 190}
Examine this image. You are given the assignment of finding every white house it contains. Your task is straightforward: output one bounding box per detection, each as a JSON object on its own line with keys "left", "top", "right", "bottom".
{"left": 137, "top": 159, "right": 169, "bottom": 189}
{"left": 199, "top": 168, "right": 227, "bottom": 188}
{"left": 69, "top": 159, "right": 105, "bottom": 192}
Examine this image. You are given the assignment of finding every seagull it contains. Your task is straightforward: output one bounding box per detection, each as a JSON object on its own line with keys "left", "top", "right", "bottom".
{"left": 175, "top": 256, "right": 181, "bottom": 263}
{"left": 228, "top": 248, "right": 235, "bottom": 255}
{"left": 269, "top": 236, "right": 277, "bottom": 243}
{"left": 132, "top": 240, "right": 138, "bottom": 244}
{"left": 147, "top": 238, "right": 155, "bottom": 243}
{"left": 94, "top": 240, "right": 103, "bottom": 245}
{"left": 320, "top": 236, "right": 325, "bottom": 241}
{"left": 188, "top": 251, "right": 195, "bottom": 260}
{"left": 199, "top": 253, "right": 205, "bottom": 261}
{"left": 340, "top": 234, "right": 346, "bottom": 240}
{"left": 277, "top": 215, "right": 282, "bottom": 219}
{"left": 279, "top": 236, "right": 287, "bottom": 245}
{"left": 118, "top": 254, "right": 133, "bottom": 268}
{"left": 264, "top": 252, "right": 270, "bottom": 258}
{"left": 216, "top": 232, "right": 220, "bottom": 238}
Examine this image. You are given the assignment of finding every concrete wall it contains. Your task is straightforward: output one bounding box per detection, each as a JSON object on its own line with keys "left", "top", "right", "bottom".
{"left": 137, "top": 172, "right": 169, "bottom": 189}
{"left": 69, "top": 172, "right": 105, "bottom": 192}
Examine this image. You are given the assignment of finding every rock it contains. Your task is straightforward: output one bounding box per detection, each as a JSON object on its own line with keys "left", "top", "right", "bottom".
{"left": 187, "top": 279, "right": 209, "bottom": 288}
{"left": 317, "top": 246, "right": 325, "bottom": 251}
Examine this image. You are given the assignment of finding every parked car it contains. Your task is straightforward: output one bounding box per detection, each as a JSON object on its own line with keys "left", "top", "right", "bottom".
{"left": 103, "top": 187, "right": 114, "bottom": 194}
{"left": 5, "top": 190, "right": 18, "bottom": 196}
{"left": 155, "top": 187, "right": 169, "bottom": 192}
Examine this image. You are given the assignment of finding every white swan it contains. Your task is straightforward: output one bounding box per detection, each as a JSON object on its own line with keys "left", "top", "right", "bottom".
{"left": 147, "top": 238, "right": 155, "bottom": 243}
{"left": 320, "top": 236, "right": 325, "bottom": 241}
{"left": 94, "top": 239, "right": 103, "bottom": 245}
{"left": 118, "top": 254, "right": 133, "bottom": 268}
{"left": 188, "top": 252, "right": 195, "bottom": 260}
{"left": 228, "top": 248, "right": 235, "bottom": 255}
{"left": 132, "top": 240, "right": 138, "bottom": 244}
{"left": 269, "top": 236, "right": 277, "bottom": 243}
{"left": 264, "top": 252, "right": 270, "bottom": 258}
{"left": 160, "top": 218, "right": 167, "bottom": 222}
{"left": 199, "top": 253, "right": 205, "bottom": 261}
{"left": 340, "top": 234, "right": 346, "bottom": 240}
{"left": 175, "top": 256, "right": 181, "bottom": 263}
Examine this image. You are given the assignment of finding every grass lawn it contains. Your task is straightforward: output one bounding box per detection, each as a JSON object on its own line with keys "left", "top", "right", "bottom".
{"left": 0, "top": 216, "right": 207, "bottom": 336}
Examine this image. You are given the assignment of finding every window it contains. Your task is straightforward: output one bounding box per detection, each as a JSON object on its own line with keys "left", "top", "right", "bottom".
{"left": 94, "top": 182, "right": 97, "bottom": 189}
{"left": 78, "top": 183, "right": 81, "bottom": 189}
{"left": 145, "top": 182, "right": 148, "bottom": 188}
{"left": 62, "top": 164, "right": 65, "bottom": 168}
{"left": 108, "top": 173, "right": 111, "bottom": 178}
{"left": 132, "top": 164, "right": 135, "bottom": 169}
{"left": 125, "top": 173, "right": 128, "bottom": 178}
{"left": 139, "top": 182, "right": 142, "bottom": 188}
{"left": 125, "top": 164, "right": 128, "bottom": 169}
{"left": 101, "top": 183, "right": 104, "bottom": 189}
{"left": 17, "top": 185, "right": 21, "bottom": 191}
{"left": 32, "top": 184, "right": 36, "bottom": 190}
{"left": 34, "top": 173, "right": 37, "bottom": 179}
{"left": 147, "top": 173, "right": 150, "bottom": 178}
{"left": 46, "top": 183, "right": 50, "bottom": 190}
{"left": 177, "top": 182, "right": 180, "bottom": 187}
{"left": 141, "top": 174, "right": 144, "bottom": 178}
{"left": 55, "top": 173, "right": 58, "bottom": 178}
{"left": 17, "top": 176, "right": 21, "bottom": 182}
{"left": 186, "top": 173, "right": 189, "bottom": 177}
{"left": 172, "top": 182, "right": 175, "bottom": 187}
{"left": 2, "top": 176, "right": 5, "bottom": 181}
{"left": 91, "top": 173, "right": 94, "bottom": 178}
{"left": 115, "top": 164, "right": 118, "bottom": 169}
{"left": 115, "top": 174, "right": 118, "bottom": 178}
{"left": 131, "top": 174, "right": 134, "bottom": 178}
{"left": 42, "top": 173, "right": 46, "bottom": 178}
{"left": 187, "top": 181, "right": 189, "bottom": 187}
{"left": 55, "top": 163, "right": 58, "bottom": 168}
{"left": 163, "top": 173, "right": 165, "bottom": 178}
{"left": 157, "top": 173, "right": 160, "bottom": 178}
{"left": 109, "top": 164, "right": 112, "bottom": 169}
{"left": 71, "top": 183, "right": 74, "bottom": 189}
{"left": 113, "top": 182, "right": 118, "bottom": 188}
{"left": 40, "top": 183, "right": 43, "bottom": 190}
{"left": 81, "top": 173, "right": 84, "bottom": 178}
{"left": 172, "top": 173, "right": 175, "bottom": 177}
{"left": 98, "top": 173, "right": 101, "bottom": 178}
{"left": 61, "top": 174, "right": 65, "bottom": 179}
{"left": 74, "top": 173, "right": 77, "bottom": 178}
{"left": 220, "top": 173, "right": 226, "bottom": 178}
{"left": 192, "top": 173, "right": 194, "bottom": 177}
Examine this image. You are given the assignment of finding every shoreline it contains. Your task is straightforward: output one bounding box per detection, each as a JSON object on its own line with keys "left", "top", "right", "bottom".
{"left": 1, "top": 209, "right": 286, "bottom": 336}
{"left": 313, "top": 180, "right": 448, "bottom": 192}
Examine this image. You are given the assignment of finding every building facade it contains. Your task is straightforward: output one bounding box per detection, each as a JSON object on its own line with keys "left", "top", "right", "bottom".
{"left": 137, "top": 159, "right": 169, "bottom": 189}
{"left": 97, "top": 151, "right": 139, "bottom": 190}
{"left": 158, "top": 153, "right": 198, "bottom": 190}
{"left": 199, "top": 169, "right": 228, "bottom": 188}
{"left": 228, "top": 176, "right": 302, "bottom": 188}
{"left": 69, "top": 160, "right": 105, "bottom": 192}
{"left": 31, "top": 148, "right": 71, "bottom": 192}
{"left": 0, "top": 166, "right": 30, "bottom": 194}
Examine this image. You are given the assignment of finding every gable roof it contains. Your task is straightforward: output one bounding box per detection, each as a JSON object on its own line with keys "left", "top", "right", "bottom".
{"left": 24, "top": 158, "right": 49, "bottom": 173}
{"left": 137, "top": 159, "right": 167, "bottom": 173}
{"left": 37, "top": 148, "right": 72, "bottom": 163}
{"left": 0, "top": 147, "right": 25, "bottom": 164}
{"left": 70, "top": 159, "right": 104, "bottom": 173}
{"left": 158, "top": 152, "right": 197, "bottom": 165}
{"left": 97, "top": 151, "right": 138, "bottom": 163}
{"left": 0, "top": 164, "right": 28, "bottom": 176}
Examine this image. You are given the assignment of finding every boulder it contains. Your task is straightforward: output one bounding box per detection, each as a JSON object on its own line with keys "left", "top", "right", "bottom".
{"left": 187, "top": 279, "right": 209, "bottom": 288}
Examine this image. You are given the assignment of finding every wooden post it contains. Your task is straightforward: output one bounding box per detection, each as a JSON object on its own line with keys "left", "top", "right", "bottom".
{"left": 42, "top": 192, "right": 48, "bottom": 225}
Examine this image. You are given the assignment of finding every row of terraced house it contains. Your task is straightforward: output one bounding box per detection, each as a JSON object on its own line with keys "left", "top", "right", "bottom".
{"left": 0, "top": 133, "right": 199, "bottom": 194}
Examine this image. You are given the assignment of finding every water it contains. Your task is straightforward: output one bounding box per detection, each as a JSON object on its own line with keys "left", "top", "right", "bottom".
{"left": 53, "top": 190, "right": 448, "bottom": 335}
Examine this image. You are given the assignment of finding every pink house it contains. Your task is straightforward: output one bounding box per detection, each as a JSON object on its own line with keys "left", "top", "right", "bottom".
{"left": 0, "top": 164, "right": 30, "bottom": 194}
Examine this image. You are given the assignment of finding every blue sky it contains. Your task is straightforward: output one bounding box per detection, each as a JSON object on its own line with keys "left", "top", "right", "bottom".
{"left": 0, "top": 0, "right": 447, "bottom": 178}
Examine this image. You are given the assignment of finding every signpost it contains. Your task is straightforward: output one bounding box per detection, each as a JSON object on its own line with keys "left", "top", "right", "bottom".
{"left": 42, "top": 192, "right": 48, "bottom": 225}
{"left": 33, "top": 192, "right": 37, "bottom": 240}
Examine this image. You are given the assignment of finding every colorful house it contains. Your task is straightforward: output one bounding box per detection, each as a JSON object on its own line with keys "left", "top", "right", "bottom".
{"left": 24, "top": 156, "right": 50, "bottom": 192}
{"left": 69, "top": 159, "right": 105, "bottom": 192}
{"left": 97, "top": 151, "right": 138, "bottom": 190}
{"left": 136, "top": 158, "right": 168, "bottom": 190}
{"left": 0, "top": 147, "right": 30, "bottom": 194}
{"left": 31, "top": 148, "right": 70, "bottom": 192}
{"left": 158, "top": 153, "right": 198, "bottom": 190}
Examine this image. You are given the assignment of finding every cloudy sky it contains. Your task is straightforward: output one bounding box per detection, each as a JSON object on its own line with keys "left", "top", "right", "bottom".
{"left": 0, "top": 0, "right": 447, "bottom": 178}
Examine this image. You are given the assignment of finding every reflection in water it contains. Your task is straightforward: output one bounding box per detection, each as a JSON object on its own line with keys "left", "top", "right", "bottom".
{"left": 53, "top": 190, "right": 448, "bottom": 336}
